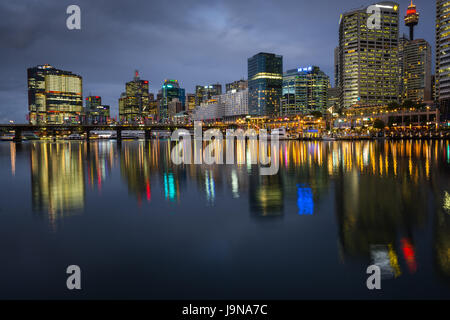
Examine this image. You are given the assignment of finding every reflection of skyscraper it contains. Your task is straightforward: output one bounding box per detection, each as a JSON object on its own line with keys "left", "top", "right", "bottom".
{"left": 28, "top": 64, "right": 83, "bottom": 125}
{"left": 30, "top": 142, "right": 85, "bottom": 227}
{"left": 297, "top": 184, "right": 314, "bottom": 215}
{"left": 249, "top": 174, "right": 284, "bottom": 217}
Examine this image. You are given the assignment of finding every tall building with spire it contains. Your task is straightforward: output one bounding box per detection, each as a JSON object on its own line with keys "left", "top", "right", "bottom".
{"left": 118, "top": 70, "right": 151, "bottom": 124}
{"left": 398, "top": 2, "right": 432, "bottom": 104}
{"left": 404, "top": 0, "right": 419, "bottom": 41}
{"left": 436, "top": 0, "right": 450, "bottom": 120}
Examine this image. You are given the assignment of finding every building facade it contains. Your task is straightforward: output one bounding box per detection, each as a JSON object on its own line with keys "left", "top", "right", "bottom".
{"left": 84, "top": 96, "right": 110, "bottom": 124}
{"left": 225, "top": 80, "right": 248, "bottom": 93}
{"left": 222, "top": 88, "right": 249, "bottom": 120}
{"left": 281, "top": 66, "right": 330, "bottom": 116}
{"left": 195, "top": 84, "right": 222, "bottom": 106}
{"left": 436, "top": 0, "right": 450, "bottom": 120}
{"left": 193, "top": 98, "right": 224, "bottom": 122}
{"left": 248, "top": 52, "right": 283, "bottom": 117}
{"left": 159, "top": 79, "right": 185, "bottom": 123}
{"left": 118, "top": 71, "right": 151, "bottom": 124}
{"left": 28, "top": 64, "right": 83, "bottom": 125}
{"left": 402, "top": 39, "right": 432, "bottom": 103}
{"left": 339, "top": 2, "right": 400, "bottom": 109}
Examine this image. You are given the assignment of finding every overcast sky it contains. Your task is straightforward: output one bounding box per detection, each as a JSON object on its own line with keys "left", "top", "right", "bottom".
{"left": 0, "top": 0, "right": 435, "bottom": 122}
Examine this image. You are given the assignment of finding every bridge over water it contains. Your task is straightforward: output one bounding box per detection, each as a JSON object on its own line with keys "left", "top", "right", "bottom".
{"left": 0, "top": 123, "right": 239, "bottom": 141}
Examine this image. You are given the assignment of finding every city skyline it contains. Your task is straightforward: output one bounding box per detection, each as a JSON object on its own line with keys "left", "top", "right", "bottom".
{"left": 0, "top": 0, "right": 435, "bottom": 122}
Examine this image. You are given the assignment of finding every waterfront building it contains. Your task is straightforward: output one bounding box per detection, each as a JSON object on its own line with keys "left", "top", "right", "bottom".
{"left": 248, "top": 52, "right": 283, "bottom": 117}
{"left": 281, "top": 66, "right": 330, "bottom": 116}
{"left": 402, "top": 39, "right": 432, "bottom": 103}
{"left": 159, "top": 79, "right": 185, "bottom": 123}
{"left": 436, "top": 0, "right": 450, "bottom": 120}
{"left": 398, "top": 34, "right": 409, "bottom": 101}
{"left": 118, "top": 70, "right": 151, "bottom": 124}
{"left": 195, "top": 84, "right": 222, "bottom": 106}
{"left": 84, "top": 96, "right": 110, "bottom": 124}
{"left": 193, "top": 97, "right": 224, "bottom": 122}
{"left": 27, "top": 64, "right": 83, "bottom": 125}
{"left": 338, "top": 2, "right": 400, "bottom": 109}
{"left": 226, "top": 80, "right": 248, "bottom": 93}
{"left": 222, "top": 88, "right": 249, "bottom": 121}
{"left": 327, "top": 87, "right": 340, "bottom": 113}
{"left": 334, "top": 46, "right": 340, "bottom": 88}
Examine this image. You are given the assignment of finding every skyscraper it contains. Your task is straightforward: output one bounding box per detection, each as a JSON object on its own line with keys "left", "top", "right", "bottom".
{"left": 28, "top": 64, "right": 83, "bottom": 125}
{"left": 281, "top": 66, "right": 330, "bottom": 115}
{"left": 118, "top": 70, "right": 151, "bottom": 124}
{"left": 339, "top": 2, "right": 400, "bottom": 109}
{"left": 159, "top": 79, "right": 185, "bottom": 122}
{"left": 248, "top": 52, "right": 283, "bottom": 117}
{"left": 436, "top": 0, "right": 450, "bottom": 120}
{"left": 334, "top": 46, "right": 340, "bottom": 88}
{"left": 195, "top": 84, "right": 222, "bottom": 106}
{"left": 402, "top": 39, "right": 432, "bottom": 103}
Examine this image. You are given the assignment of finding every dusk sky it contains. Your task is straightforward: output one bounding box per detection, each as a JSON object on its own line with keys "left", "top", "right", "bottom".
{"left": 0, "top": 0, "right": 435, "bottom": 122}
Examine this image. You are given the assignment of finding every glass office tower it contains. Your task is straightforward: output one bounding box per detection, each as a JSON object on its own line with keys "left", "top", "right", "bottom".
{"left": 281, "top": 66, "right": 330, "bottom": 115}
{"left": 339, "top": 2, "right": 400, "bottom": 109}
{"left": 159, "top": 79, "right": 185, "bottom": 122}
{"left": 28, "top": 64, "right": 83, "bottom": 125}
{"left": 248, "top": 52, "right": 283, "bottom": 117}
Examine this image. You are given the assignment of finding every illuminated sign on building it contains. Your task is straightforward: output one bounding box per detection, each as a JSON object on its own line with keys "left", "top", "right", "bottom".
{"left": 297, "top": 66, "right": 313, "bottom": 73}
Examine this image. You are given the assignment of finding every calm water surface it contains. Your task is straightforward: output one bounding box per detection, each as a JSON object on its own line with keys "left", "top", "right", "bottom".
{"left": 0, "top": 139, "right": 449, "bottom": 299}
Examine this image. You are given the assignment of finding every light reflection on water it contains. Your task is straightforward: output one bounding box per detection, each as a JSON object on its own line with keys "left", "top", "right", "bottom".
{"left": 0, "top": 139, "right": 449, "bottom": 299}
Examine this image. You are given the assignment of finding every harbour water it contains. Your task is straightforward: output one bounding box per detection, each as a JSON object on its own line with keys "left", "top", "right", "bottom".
{"left": 0, "top": 139, "right": 449, "bottom": 299}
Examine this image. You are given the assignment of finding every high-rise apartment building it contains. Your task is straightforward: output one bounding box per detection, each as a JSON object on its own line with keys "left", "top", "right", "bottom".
{"left": 28, "top": 64, "right": 83, "bottom": 125}
{"left": 281, "top": 66, "right": 330, "bottom": 115}
{"left": 248, "top": 52, "right": 283, "bottom": 116}
{"left": 339, "top": 2, "right": 400, "bottom": 109}
{"left": 436, "top": 0, "right": 450, "bottom": 120}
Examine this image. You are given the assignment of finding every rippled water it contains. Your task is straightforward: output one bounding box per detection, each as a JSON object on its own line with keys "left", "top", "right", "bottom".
{"left": 0, "top": 139, "right": 449, "bottom": 299}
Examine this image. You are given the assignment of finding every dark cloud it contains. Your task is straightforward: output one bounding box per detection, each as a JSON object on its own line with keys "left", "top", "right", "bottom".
{"left": 0, "top": 0, "right": 435, "bottom": 122}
